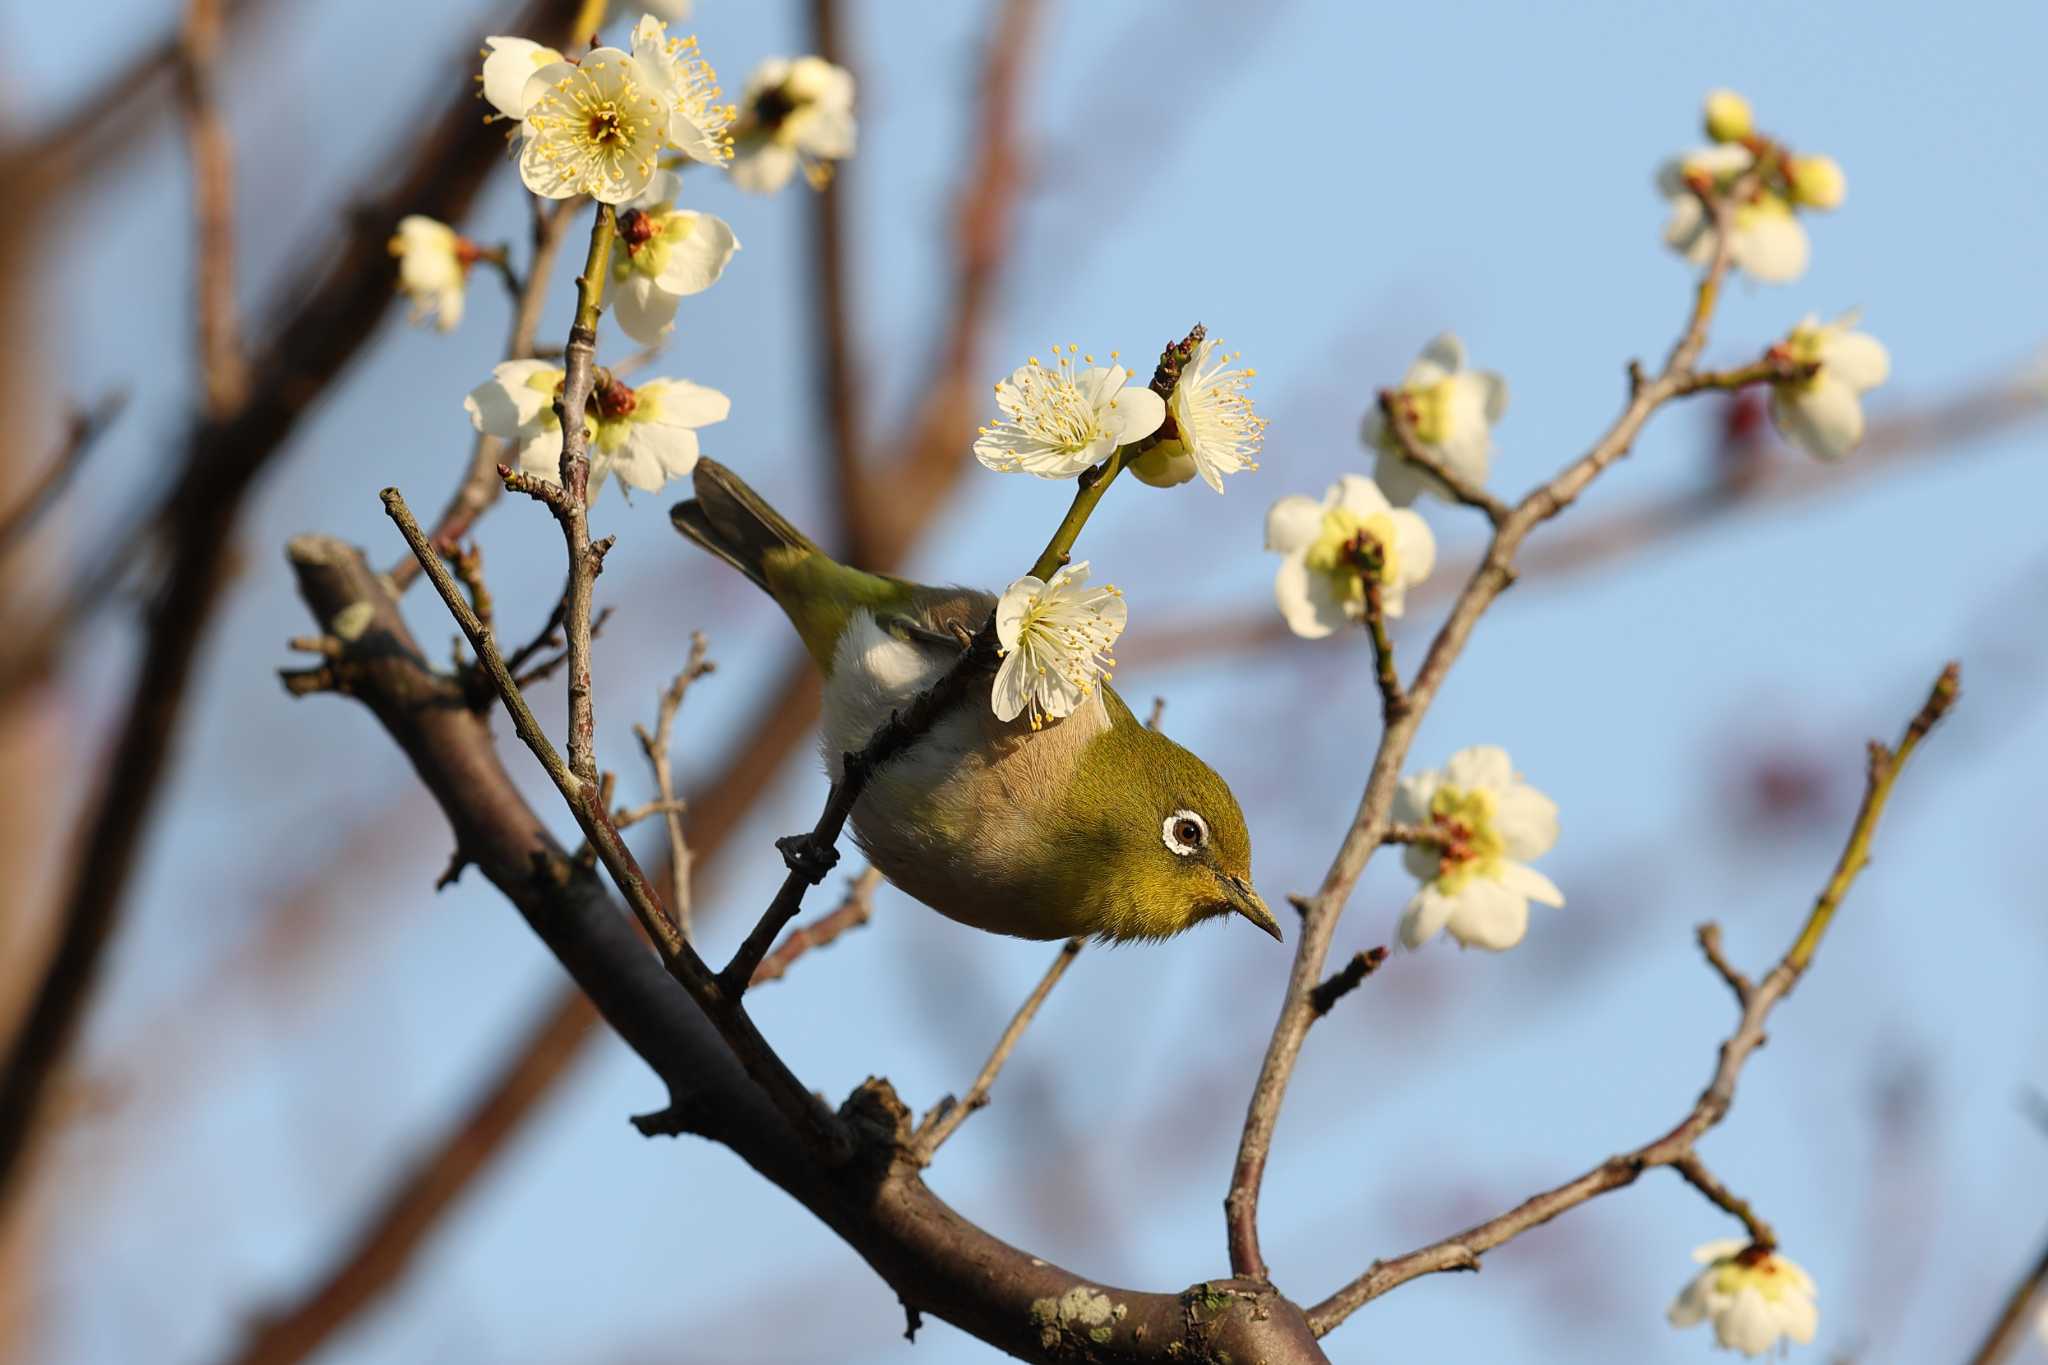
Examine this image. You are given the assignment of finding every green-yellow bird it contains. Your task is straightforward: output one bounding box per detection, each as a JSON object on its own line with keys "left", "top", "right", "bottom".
{"left": 672, "top": 460, "right": 1280, "bottom": 944}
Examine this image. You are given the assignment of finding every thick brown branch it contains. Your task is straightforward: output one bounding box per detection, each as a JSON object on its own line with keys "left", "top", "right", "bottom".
{"left": 1305, "top": 664, "right": 1958, "bottom": 1333}
{"left": 283, "top": 535, "right": 1331, "bottom": 1364}
{"left": 381, "top": 493, "right": 849, "bottom": 1163}
{"left": 913, "top": 939, "right": 1083, "bottom": 1162}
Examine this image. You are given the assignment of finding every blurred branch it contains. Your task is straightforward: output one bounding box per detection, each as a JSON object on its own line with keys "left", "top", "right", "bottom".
{"left": 0, "top": 0, "right": 595, "bottom": 1223}
{"left": 283, "top": 533, "right": 1331, "bottom": 1363}
{"left": 177, "top": 0, "right": 248, "bottom": 417}
{"left": 1966, "top": 1226, "right": 2048, "bottom": 1365}
{"left": 222, "top": 991, "right": 599, "bottom": 1365}
{"left": 0, "top": 393, "right": 126, "bottom": 555}
{"left": 807, "top": 0, "right": 873, "bottom": 562}
{"left": 632, "top": 634, "right": 715, "bottom": 941}
{"left": 1306, "top": 664, "right": 1959, "bottom": 1333}
{"left": 749, "top": 867, "right": 882, "bottom": 988}
{"left": 0, "top": 0, "right": 277, "bottom": 200}
{"left": 912, "top": 938, "right": 1083, "bottom": 1163}
{"left": 1226, "top": 172, "right": 1765, "bottom": 1286}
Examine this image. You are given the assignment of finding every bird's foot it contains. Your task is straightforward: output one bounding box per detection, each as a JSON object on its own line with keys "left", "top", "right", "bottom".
{"left": 776, "top": 832, "right": 840, "bottom": 885}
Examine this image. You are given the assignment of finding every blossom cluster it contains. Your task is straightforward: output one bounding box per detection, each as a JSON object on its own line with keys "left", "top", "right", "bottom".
{"left": 380, "top": 15, "right": 864, "bottom": 497}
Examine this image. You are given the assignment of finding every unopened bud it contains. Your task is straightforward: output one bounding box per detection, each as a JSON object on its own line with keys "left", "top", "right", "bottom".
{"left": 1786, "top": 154, "right": 1845, "bottom": 210}
{"left": 1703, "top": 88, "right": 1754, "bottom": 144}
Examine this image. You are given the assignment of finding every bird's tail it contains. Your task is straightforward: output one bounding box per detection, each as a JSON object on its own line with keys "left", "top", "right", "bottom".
{"left": 670, "top": 458, "right": 822, "bottom": 593}
{"left": 673, "top": 459, "right": 908, "bottom": 672}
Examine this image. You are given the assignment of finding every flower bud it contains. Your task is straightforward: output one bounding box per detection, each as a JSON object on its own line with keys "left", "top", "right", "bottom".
{"left": 1787, "top": 154, "right": 1846, "bottom": 210}
{"left": 1702, "top": 88, "right": 1753, "bottom": 144}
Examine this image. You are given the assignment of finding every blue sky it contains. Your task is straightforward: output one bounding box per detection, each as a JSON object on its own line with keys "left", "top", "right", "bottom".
{"left": 17, "top": 1, "right": 2048, "bottom": 1361}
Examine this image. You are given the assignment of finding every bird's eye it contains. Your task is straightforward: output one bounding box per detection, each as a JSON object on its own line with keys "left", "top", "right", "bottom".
{"left": 1162, "top": 809, "right": 1209, "bottom": 857}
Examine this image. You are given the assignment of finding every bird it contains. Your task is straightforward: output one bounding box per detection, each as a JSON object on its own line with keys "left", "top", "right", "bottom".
{"left": 672, "top": 459, "right": 1279, "bottom": 944}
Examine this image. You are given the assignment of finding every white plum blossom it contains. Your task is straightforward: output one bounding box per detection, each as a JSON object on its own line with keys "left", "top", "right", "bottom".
{"left": 1265, "top": 475, "right": 1435, "bottom": 639}
{"left": 629, "top": 15, "right": 734, "bottom": 167}
{"left": 728, "top": 55, "right": 857, "bottom": 193}
{"left": 610, "top": 171, "right": 739, "bottom": 345}
{"left": 1363, "top": 333, "right": 1509, "bottom": 505}
{"left": 1393, "top": 746, "right": 1562, "bottom": 951}
{"left": 388, "top": 216, "right": 474, "bottom": 331}
{"left": 517, "top": 46, "right": 673, "bottom": 202}
{"left": 1668, "top": 1240, "right": 1819, "bottom": 1358}
{"left": 1768, "top": 313, "right": 1890, "bottom": 460}
{"left": 463, "top": 360, "right": 729, "bottom": 499}
{"left": 1130, "top": 337, "right": 1266, "bottom": 493}
{"left": 1657, "top": 145, "right": 1810, "bottom": 284}
{"left": 992, "top": 561, "right": 1127, "bottom": 730}
{"left": 973, "top": 346, "right": 1166, "bottom": 479}
{"left": 479, "top": 36, "right": 563, "bottom": 122}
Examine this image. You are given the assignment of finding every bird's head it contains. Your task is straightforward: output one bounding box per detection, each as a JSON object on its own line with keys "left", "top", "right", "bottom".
{"left": 1068, "top": 715, "right": 1279, "bottom": 943}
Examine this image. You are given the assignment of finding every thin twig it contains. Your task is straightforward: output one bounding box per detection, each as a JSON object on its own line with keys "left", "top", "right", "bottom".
{"left": 1375, "top": 389, "right": 1511, "bottom": 525}
{"left": 1671, "top": 1152, "right": 1776, "bottom": 1250}
{"left": 0, "top": 392, "right": 127, "bottom": 554}
{"left": 1695, "top": 922, "right": 1753, "bottom": 1005}
{"left": 750, "top": 867, "right": 883, "bottom": 987}
{"left": 1226, "top": 171, "right": 1771, "bottom": 1284}
{"left": 1359, "top": 571, "right": 1406, "bottom": 721}
{"left": 913, "top": 938, "right": 1084, "bottom": 1162}
{"left": 1307, "top": 947, "right": 1389, "bottom": 1017}
{"left": 634, "top": 633, "right": 714, "bottom": 940}
{"left": 383, "top": 487, "right": 850, "bottom": 1164}
{"left": 1304, "top": 663, "right": 1959, "bottom": 1333}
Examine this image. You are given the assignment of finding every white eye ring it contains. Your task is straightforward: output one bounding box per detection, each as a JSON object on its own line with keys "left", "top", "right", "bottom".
{"left": 1162, "top": 809, "right": 1208, "bottom": 857}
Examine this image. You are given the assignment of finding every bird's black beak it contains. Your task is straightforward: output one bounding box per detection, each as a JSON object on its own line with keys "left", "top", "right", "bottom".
{"left": 1223, "top": 875, "right": 1283, "bottom": 942}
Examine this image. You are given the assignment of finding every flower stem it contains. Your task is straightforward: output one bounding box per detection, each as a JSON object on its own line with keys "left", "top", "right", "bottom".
{"left": 1028, "top": 449, "right": 1127, "bottom": 581}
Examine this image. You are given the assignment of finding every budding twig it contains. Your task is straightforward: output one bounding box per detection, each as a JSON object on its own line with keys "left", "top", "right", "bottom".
{"left": 750, "top": 867, "right": 884, "bottom": 987}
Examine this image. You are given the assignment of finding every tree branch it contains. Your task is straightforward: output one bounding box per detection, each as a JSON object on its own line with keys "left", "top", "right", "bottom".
{"left": 1305, "top": 663, "right": 1959, "bottom": 1334}
{"left": 913, "top": 938, "right": 1083, "bottom": 1163}
{"left": 283, "top": 534, "right": 1334, "bottom": 1364}
{"left": 0, "top": 392, "right": 126, "bottom": 555}
{"left": 1227, "top": 174, "right": 1759, "bottom": 1285}
{"left": 383, "top": 489, "right": 851, "bottom": 1164}
{"left": 176, "top": 0, "right": 247, "bottom": 418}
{"left": 749, "top": 867, "right": 883, "bottom": 988}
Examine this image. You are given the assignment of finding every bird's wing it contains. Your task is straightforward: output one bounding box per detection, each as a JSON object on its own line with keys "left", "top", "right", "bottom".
{"left": 877, "top": 584, "right": 997, "bottom": 653}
